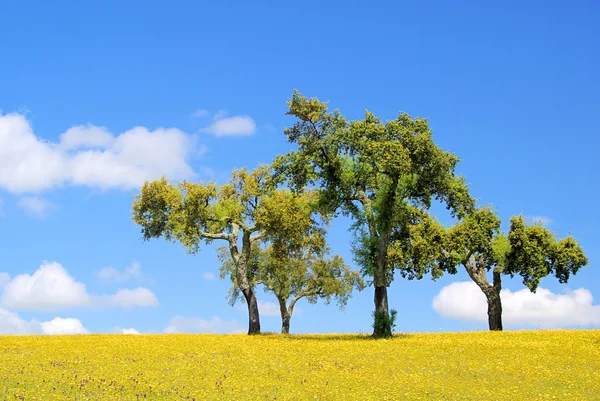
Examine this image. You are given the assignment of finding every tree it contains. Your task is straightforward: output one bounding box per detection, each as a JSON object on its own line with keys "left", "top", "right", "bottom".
{"left": 445, "top": 208, "right": 588, "bottom": 330}
{"left": 131, "top": 166, "right": 322, "bottom": 335}
{"left": 276, "top": 91, "right": 474, "bottom": 337}
{"left": 219, "top": 242, "right": 364, "bottom": 334}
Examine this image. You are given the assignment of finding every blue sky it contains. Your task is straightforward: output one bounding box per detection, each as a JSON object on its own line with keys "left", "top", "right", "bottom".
{"left": 0, "top": 1, "right": 598, "bottom": 335}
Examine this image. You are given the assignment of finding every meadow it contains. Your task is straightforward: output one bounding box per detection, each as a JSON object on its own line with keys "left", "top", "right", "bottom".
{"left": 0, "top": 330, "right": 598, "bottom": 400}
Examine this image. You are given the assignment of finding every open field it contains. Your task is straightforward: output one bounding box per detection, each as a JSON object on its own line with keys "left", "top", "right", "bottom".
{"left": 0, "top": 330, "right": 598, "bottom": 400}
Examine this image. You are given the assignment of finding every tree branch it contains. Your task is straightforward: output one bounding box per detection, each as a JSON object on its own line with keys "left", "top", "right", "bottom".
{"left": 288, "top": 289, "right": 310, "bottom": 313}
{"left": 205, "top": 216, "right": 232, "bottom": 224}
{"left": 238, "top": 222, "right": 261, "bottom": 234}
{"left": 199, "top": 231, "right": 231, "bottom": 241}
{"left": 250, "top": 232, "right": 264, "bottom": 243}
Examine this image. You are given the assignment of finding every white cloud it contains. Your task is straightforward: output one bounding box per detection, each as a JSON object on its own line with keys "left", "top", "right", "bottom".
{"left": 234, "top": 300, "right": 299, "bottom": 317}
{"left": 200, "top": 116, "right": 256, "bottom": 137}
{"left": 0, "top": 308, "right": 88, "bottom": 335}
{"left": 0, "top": 112, "right": 199, "bottom": 194}
{"left": 17, "top": 196, "right": 56, "bottom": 218}
{"left": 59, "top": 124, "right": 115, "bottom": 150}
{"left": 192, "top": 109, "right": 210, "bottom": 118}
{"left": 97, "top": 261, "right": 143, "bottom": 283}
{"left": 0, "top": 272, "right": 9, "bottom": 287}
{"left": 212, "top": 110, "right": 228, "bottom": 121}
{"left": 122, "top": 328, "right": 140, "bottom": 334}
{"left": 258, "top": 301, "right": 281, "bottom": 317}
{"left": 525, "top": 215, "right": 552, "bottom": 226}
{"left": 164, "top": 316, "right": 244, "bottom": 334}
{"left": 102, "top": 288, "right": 158, "bottom": 309}
{"left": 0, "top": 261, "right": 158, "bottom": 311}
{"left": 0, "top": 308, "right": 41, "bottom": 334}
{"left": 40, "top": 317, "right": 89, "bottom": 335}
{"left": 1, "top": 262, "right": 90, "bottom": 311}
{"left": 432, "top": 281, "right": 600, "bottom": 328}
{"left": 202, "top": 272, "right": 216, "bottom": 280}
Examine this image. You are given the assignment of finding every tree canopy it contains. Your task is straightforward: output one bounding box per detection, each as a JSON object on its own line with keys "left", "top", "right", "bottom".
{"left": 444, "top": 208, "right": 588, "bottom": 330}
{"left": 276, "top": 90, "right": 474, "bottom": 336}
{"left": 220, "top": 242, "right": 364, "bottom": 334}
{"left": 132, "top": 166, "right": 325, "bottom": 334}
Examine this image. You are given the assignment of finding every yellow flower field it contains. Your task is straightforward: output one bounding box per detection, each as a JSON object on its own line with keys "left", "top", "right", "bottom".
{"left": 0, "top": 330, "right": 598, "bottom": 400}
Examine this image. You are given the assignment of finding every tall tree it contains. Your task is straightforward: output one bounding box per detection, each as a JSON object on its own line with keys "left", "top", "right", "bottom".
{"left": 277, "top": 91, "right": 474, "bottom": 337}
{"left": 219, "top": 242, "right": 364, "bottom": 334}
{"left": 445, "top": 208, "right": 588, "bottom": 330}
{"left": 131, "top": 166, "right": 322, "bottom": 335}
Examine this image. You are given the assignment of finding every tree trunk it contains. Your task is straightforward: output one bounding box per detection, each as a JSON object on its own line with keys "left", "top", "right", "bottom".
{"left": 232, "top": 228, "right": 261, "bottom": 335}
{"left": 486, "top": 290, "right": 503, "bottom": 331}
{"left": 373, "top": 285, "right": 390, "bottom": 333}
{"left": 242, "top": 287, "right": 261, "bottom": 335}
{"left": 281, "top": 313, "right": 291, "bottom": 335}
{"left": 277, "top": 297, "right": 292, "bottom": 335}
{"left": 373, "top": 237, "right": 391, "bottom": 337}
{"left": 487, "top": 268, "right": 503, "bottom": 331}
{"left": 358, "top": 185, "right": 395, "bottom": 338}
{"left": 464, "top": 256, "right": 504, "bottom": 331}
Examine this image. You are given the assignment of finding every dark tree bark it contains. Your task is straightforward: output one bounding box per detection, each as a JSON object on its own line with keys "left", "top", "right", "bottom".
{"left": 370, "top": 180, "right": 398, "bottom": 338}
{"left": 277, "top": 295, "right": 301, "bottom": 334}
{"left": 232, "top": 228, "right": 262, "bottom": 335}
{"left": 373, "top": 285, "right": 390, "bottom": 335}
{"left": 372, "top": 231, "right": 392, "bottom": 337}
{"left": 242, "top": 287, "right": 261, "bottom": 335}
{"left": 486, "top": 269, "right": 503, "bottom": 331}
{"left": 464, "top": 256, "right": 503, "bottom": 331}
{"left": 281, "top": 313, "right": 291, "bottom": 335}
{"left": 486, "top": 290, "right": 503, "bottom": 331}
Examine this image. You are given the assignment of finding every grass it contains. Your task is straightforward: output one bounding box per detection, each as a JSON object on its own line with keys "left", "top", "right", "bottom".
{"left": 0, "top": 330, "right": 598, "bottom": 400}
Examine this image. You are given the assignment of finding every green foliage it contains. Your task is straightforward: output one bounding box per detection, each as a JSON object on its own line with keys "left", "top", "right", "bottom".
{"left": 219, "top": 237, "right": 365, "bottom": 315}
{"left": 505, "top": 216, "right": 588, "bottom": 292}
{"left": 444, "top": 209, "right": 588, "bottom": 294}
{"left": 132, "top": 165, "right": 335, "bottom": 335}
{"left": 446, "top": 207, "right": 503, "bottom": 270}
{"left": 372, "top": 309, "right": 398, "bottom": 338}
{"left": 278, "top": 90, "right": 475, "bottom": 287}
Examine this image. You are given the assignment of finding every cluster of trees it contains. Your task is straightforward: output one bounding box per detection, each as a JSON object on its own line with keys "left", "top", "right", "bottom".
{"left": 132, "top": 91, "right": 588, "bottom": 337}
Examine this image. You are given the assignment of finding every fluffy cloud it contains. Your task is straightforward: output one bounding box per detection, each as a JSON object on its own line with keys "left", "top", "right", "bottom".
{"left": 0, "top": 272, "right": 9, "bottom": 287}
{"left": 59, "top": 125, "right": 115, "bottom": 150}
{"left": 432, "top": 281, "right": 600, "bottom": 328}
{"left": 0, "top": 308, "right": 41, "bottom": 334}
{"left": 40, "top": 317, "right": 89, "bottom": 335}
{"left": 122, "top": 328, "right": 140, "bottom": 334}
{"left": 164, "top": 316, "right": 244, "bottom": 334}
{"left": 0, "top": 113, "right": 199, "bottom": 194}
{"left": 1, "top": 262, "right": 90, "bottom": 310}
{"left": 97, "top": 261, "right": 143, "bottom": 283}
{"left": 192, "top": 109, "right": 210, "bottom": 118}
{"left": 200, "top": 116, "right": 256, "bottom": 137}
{"left": 212, "top": 110, "right": 228, "bottom": 121}
{"left": 17, "top": 196, "right": 56, "bottom": 218}
{"left": 104, "top": 288, "right": 158, "bottom": 309}
{"left": 0, "top": 261, "right": 158, "bottom": 311}
{"left": 0, "top": 308, "right": 88, "bottom": 335}
{"left": 235, "top": 300, "right": 298, "bottom": 317}
{"left": 258, "top": 301, "right": 281, "bottom": 317}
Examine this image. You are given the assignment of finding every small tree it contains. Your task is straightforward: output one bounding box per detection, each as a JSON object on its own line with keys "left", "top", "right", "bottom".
{"left": 132, "top": 166, "right": 322, "bottom": 335}
{"left": 445, "top": 208, "right": 588, "bottom": 330}
{"left": 219, "top": 189, "right": 364, "bottom": 334}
